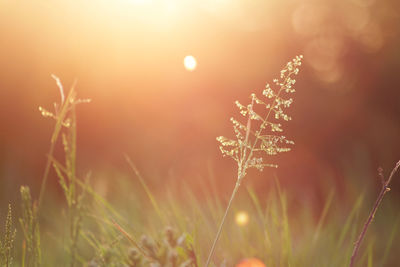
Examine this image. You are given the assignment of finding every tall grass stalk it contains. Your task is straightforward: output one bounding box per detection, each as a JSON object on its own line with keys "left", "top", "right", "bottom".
{"left": 19, "top": 186, "right": 41, "bottom": 267}
{"left": 349, "top": 160, "right": 400, "bottom": 267}
{"left": 38, "top": 76, "right": 77, "bottom": 209}
{"left": 38, "top": 75, "right": 90, "bottom": 266}
{"left": 206, "top": 56, "right": 303, "bottom": 266}
{"left": 0, "top": 204, "right": 16, "bottom": 267}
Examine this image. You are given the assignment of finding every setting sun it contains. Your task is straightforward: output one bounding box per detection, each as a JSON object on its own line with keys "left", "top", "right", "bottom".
{"left": 184, "top": 55, "right": 197, "bottom": 71}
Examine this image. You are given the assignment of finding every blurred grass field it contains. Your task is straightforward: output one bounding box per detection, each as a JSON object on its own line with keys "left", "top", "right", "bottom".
{"left": 34, "top": 173, "right": 400, "bottom": 266}
{"left": 3, "top": 156, "right": 399, "bottom": 266}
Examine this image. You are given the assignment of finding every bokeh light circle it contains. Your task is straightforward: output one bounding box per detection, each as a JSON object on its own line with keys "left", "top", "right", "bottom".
{"left": 236, "top": 258, "right": 266, "bottom": 267}
{"left": 235, "top": 211, "right": 249, "bottom": 226}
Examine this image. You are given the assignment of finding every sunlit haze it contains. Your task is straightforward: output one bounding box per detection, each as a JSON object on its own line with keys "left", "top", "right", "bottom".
{"left": 0, "top": 0, "right": 400, "bottom": 264}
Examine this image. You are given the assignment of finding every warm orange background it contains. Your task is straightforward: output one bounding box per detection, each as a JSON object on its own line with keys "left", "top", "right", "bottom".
{"left": 1, "top": 0, "right": 399, "bottom": 206}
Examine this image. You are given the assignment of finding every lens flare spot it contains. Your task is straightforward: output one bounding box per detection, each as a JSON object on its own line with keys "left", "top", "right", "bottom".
{"left": 184, "top": 55, "right": 197, "bottom": 71}
{"left": 235, "top": 211, "right": 249, "bottom": 226}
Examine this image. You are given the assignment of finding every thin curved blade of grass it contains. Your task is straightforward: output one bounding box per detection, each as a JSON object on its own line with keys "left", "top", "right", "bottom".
{"left": 124, "top": 154, "right": 165, "bottom": 223}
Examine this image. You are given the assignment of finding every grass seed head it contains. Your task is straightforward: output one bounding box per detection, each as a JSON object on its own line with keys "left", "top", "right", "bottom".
{"left": 217, "top": 55, "right": 303, "bottom": 179}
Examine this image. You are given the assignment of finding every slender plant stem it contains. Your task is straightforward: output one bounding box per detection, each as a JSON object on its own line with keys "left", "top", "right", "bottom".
{"left": 206, "top": 180, "right": 241, "bottom": 267}
{"left": 349, "top": 160, "right": 400, "bottom": 267}
{"left": 37, "top": 138, "right": 57, "bottom": 209}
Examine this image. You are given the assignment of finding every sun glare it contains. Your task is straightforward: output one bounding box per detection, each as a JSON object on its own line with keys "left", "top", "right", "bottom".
{"left": 129, "top": 0, "right": 152, "bottom": 5}
{"left": 184, "top": 55, "right": 197, "bottom": 71}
